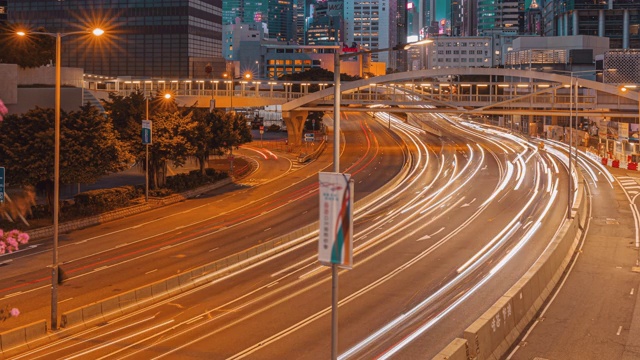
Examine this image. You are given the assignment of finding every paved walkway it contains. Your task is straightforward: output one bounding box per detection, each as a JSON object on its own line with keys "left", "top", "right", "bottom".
{"left": 510, "top": 166, "right": 640, "bottom": 359}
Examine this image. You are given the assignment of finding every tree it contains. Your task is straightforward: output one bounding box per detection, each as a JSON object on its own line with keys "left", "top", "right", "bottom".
{"left": 147, "top": 110, "right": 197, "bottom": 188}
{"left": 0, "top": 23, "right": 55, "bottom": 68}
{"left": 190, "top": 109, "right": 225, "bottom": 175}
{"left": 62, "top": 104, "right": 133, "bottom": 184}
{"left": 102, "top": 90, "right": 146, "bottom": 144}
{"left": 0, "top": 106, "right": 132, "bottom": 211}
{"left": 188, "top": 109, "right": 252, "bottom": 176}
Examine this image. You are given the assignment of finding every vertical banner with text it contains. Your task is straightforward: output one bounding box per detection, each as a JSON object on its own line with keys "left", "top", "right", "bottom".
{"left": 319, "top": 172, "right": 353, "bottom": 268}
{"left": 142, "top": 120, "right": 152, "bottom": 144}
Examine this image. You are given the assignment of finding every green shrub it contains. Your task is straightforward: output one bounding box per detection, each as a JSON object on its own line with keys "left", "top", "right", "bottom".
{"left": 72, "top": 185, "right": 137, "bottom": 215}
{"left": 164, "top": 169, "right": 228, "bottom": 193}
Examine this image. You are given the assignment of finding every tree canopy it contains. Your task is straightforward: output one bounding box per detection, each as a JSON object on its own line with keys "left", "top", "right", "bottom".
{"left": 0, "top": 23, "right": 55, "bottom": 68}
{"left": 0, "top": 105, "right": 132, "bottom": 209}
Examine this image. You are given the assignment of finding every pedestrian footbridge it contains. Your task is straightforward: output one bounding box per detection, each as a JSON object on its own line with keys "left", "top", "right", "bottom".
{"left": 90, "top": 68, "right": 640, "bottom": 146}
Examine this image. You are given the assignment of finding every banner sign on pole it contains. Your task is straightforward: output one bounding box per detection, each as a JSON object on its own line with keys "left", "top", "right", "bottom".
{"left": 0, "top": 167, "right": 4, "bottom": 203}
{"left": 142, "top": 120, "right": 152, "bottom": 144}
{"left": 319, "top": 172, "right": 353, "bottom": 268}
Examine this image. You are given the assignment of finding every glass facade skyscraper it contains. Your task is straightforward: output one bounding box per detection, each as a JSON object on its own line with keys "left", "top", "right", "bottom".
{"left": 7, "top": 0, "right": 225, "bottom": 78}
{"left": 544, "top": 0, "right": 639, "bottom": 49}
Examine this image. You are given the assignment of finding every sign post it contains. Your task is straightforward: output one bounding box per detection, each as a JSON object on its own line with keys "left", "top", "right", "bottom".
{"left": 260, "top": 125, "right": 264, "bottom": 148}
{"left": 142, "top": 120, "right": 152, "bottom": 202}
{"left": 0, "top": 167, "right": 5, "bottom": 203}
{"left": 319, "top": 171, "right": 354, "bottom": 360}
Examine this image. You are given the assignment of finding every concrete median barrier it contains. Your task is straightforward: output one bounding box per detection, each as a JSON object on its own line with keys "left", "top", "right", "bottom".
{"left": 100, "top": 296, "right": 123, "bottom": 318}
{"left": 0, "top": 320, "right": 47, "bottom": 355}
{"left": 433, "top": 338, "right": 469, "bottom": 360}
{"left": 135, "top": 285, "right": 153, "bottom": 303}
{"left": 61, "top": 307, "right": 85, "bottom": 329}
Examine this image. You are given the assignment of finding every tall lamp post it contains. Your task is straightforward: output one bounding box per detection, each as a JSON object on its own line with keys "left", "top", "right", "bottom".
{"left": 330, "top": 38, "right": 432, "bottom": 360}
{"left": 17, "top": 27, "right": 105, "bottom": 330}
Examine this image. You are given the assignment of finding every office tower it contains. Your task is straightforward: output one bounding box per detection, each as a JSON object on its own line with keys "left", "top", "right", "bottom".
{"left": 306, "top": 1, "right": 343, "bottom": 46}
{"left": 344, "top": 0, "right": 399, "bottom": 68}
{"left": 463, "top": 0, "right": 478, "bottom": 36}
{"left": 223, "top": 0, "right": 244, "bottom": 25}
{"left": 525, "top": 0, "right": 543, "bottom": 35}
{"left": 294, "top": 0, "right": 307, "bottom": 44}
{"left": 543, "top": 0, "right": 639, "bottom": 49}
{"left": 7, "top": 0, "right": 224, "bottom": 78}
{"left": 242, "top": 0, "right": 295, "bottom": 42}
{"left": 0, "top": 1, "right": 7, "bottom": 23}
{"left": 396, "top": 0, "right": 408, "bottom": 71}
{"left": 477, "top": 0, "right": 524, "bottom": 36}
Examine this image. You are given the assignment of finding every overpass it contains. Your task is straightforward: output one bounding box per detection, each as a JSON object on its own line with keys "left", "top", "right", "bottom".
{"left": 89, "top": 68, "right": 640, "bottom": 146}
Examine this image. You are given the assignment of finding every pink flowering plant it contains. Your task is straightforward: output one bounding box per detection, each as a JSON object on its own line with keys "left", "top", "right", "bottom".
{"left": 0, "top": 99, "right": 7, "bottom": 121}
{"left": 0, "top": 229, "right": 28, "bottom": 321}
{"left": 0, "top": 229, "right": 30, "bottom": 254}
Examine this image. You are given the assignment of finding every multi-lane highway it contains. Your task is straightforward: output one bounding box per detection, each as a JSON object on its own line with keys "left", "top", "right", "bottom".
{"left": 0, "top": 113, "right": 403, "bottom": 329}
{"left": 2, "top": 111, "right": 574, "bottom": 359}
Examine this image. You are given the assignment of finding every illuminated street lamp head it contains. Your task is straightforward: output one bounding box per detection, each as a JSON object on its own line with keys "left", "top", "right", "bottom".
{"left": 164, "top": 93, "right": 172, "bottom": 99}
{"left": 92, "top": 28, "right": 105, "bottom": 36}
{"left": 16, "top": 31, "right": 26, "bottom": 36}
{"left": 244, "top": 72, "right": 252, "bottom": 80}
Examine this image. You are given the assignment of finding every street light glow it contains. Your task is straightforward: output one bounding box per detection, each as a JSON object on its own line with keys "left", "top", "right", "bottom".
{"left": 92, "top": 28, "right": 105, "bottom": 36}
{"left": 164, "top": 93, "right": 172, "bottom": 99}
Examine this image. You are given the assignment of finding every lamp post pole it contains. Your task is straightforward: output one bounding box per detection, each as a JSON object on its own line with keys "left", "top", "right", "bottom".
{"left": 17, "top": 27, "right": 104, "bottom": 330}
{"left": 567, "top": 76, "right": 573, "bottom": 219}
{"left": 326, "top": 40, "right": 431, "bottom": 359}
{"left": 145, "top": 97, "right": 150, "bottom": 202}
{"left": 52, "top": 32, "right": 61, "bottom": 330}
{"left": 331, "top": 49, "right": 341, "bottom": 360}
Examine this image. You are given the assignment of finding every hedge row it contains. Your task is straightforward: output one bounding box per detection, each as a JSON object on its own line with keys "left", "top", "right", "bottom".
{"left": 0, "top": 169, "right": 229, "bottom": 227}
{"left": 165, "top": 169, "right": 228, "bottom": 193}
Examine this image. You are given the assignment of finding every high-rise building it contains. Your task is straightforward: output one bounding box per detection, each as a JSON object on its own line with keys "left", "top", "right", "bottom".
{"left": 543, "top": 0, "right": 639, "bottom": 49}
{"left": 306, "top": 1, "right": 343, "bottom": 46}
{"left": 223, "top": 0, "right": 243, "bottom": 25}
{"left": 0, "top": 1, "right": 7, "bottom": 23}
{"left": 477, "top": 0, "right": 524, "bottom": 36}
{"left": 344, "top": 0, "right": 400, "bottom": 69}
{"left": 7, "top": 0, "right": 224, "bottom": 78}
{"left": 246, "top": 0, "right": 295, "bottom": 42}
{"left": 524, "top": 0, "right": 543, "bottom": 36}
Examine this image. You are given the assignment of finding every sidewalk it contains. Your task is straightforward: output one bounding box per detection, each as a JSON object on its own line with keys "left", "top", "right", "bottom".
{"left": 510, "top": 165, "right": 640, "bottom": 359}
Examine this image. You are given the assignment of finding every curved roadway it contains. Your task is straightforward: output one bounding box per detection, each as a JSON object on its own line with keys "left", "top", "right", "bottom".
{"left": 4, "top": 112, "right": 574, "bottom": 359}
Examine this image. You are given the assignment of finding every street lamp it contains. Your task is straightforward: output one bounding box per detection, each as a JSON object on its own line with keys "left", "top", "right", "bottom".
{"left": 17, "top": 27, "right": 104, "bottom": 330}
{"left": 329, "top": 38, "right": 432, "bottom": 360}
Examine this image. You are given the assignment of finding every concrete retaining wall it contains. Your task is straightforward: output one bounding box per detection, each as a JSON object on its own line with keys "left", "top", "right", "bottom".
{"left": 433, "top": 176, "right": 588, "bottom": 360}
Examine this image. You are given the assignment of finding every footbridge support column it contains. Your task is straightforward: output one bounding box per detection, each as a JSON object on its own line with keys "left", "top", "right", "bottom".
{"left": 282, "top": 110, "right": 308, "bottom": 147}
